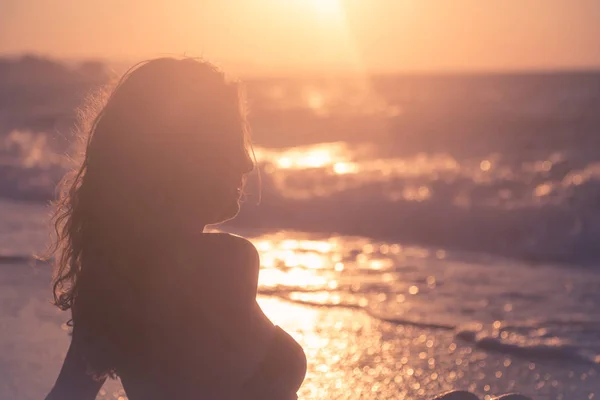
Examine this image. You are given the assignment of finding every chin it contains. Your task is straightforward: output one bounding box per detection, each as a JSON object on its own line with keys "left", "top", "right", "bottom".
{"left": 212, "top": 199, "right": 241, "bottom": 224}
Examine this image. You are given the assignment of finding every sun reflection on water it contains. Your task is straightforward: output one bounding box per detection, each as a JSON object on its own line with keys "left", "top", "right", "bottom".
{"left": 248, "top": 231, "right": 437, "bottom": 307}
{"left": 304, "top": 88, "right": 326, "bottom": 113}
{"left": 253, "top": 141, "right": 599, "bottom": 213}
{"left": 256, "top": 143, "right": 345, "bottom": 170}
{"left": 253, "top": 143, "right": 464, "bottom": 199}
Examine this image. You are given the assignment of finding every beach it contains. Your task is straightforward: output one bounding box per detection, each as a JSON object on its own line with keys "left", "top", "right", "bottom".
{"left": 1, "top": 59, "right": 600, "bottom": 399}
{"left": 1, "top": 201, "right": 598, "bottom": 399}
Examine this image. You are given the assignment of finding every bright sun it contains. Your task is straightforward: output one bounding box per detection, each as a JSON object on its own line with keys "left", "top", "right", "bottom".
{"left": 311, "top": 0, "right": 342, "bottom": 17}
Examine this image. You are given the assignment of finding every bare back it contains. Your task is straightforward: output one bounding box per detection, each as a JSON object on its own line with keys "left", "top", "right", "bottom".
{"left": 47, "top": 233, "right": 276, "bottom": 400}
{"left": 118, "top": 233, "right": 276, "bottom": 399}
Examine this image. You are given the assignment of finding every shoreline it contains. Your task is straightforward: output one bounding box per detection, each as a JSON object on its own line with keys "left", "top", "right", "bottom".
{"left": 257, "top": 296, "right": 598, "bottom": 400}
{"left": 0, "top": 262, "right": 597, "bottom": 399}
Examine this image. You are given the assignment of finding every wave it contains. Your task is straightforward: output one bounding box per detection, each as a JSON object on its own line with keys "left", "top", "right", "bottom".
{"left": 3, "top": 135, "right": 600, "bottom": 265}
{"left": 232, "top": 146, "right": 600, "bottom": 265}
{"left": 455, "top": 322, "right": 600, "bottom": 366}
{"left": 3, "top": 71, "right": 600, "bottom": 265}
{"left": 4, "top": 210, "right": 598, "bottom": 368}
{"left": 259, "top": 287, "right": 600, "bottom": 366}
{"left": 3, "top": 136, "right": 600, "bottom": 265}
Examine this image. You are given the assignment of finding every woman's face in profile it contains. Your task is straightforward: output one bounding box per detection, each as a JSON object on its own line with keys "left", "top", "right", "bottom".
{"left": 109, "top": 65, "right": 254, "bottom": 230}
{"left": 181, "top": 116, "right": 254, "bottom": 226}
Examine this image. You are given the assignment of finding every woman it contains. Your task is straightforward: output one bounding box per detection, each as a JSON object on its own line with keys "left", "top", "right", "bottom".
{"left": 45, "top": 58, "right": 306, "bottom": 399}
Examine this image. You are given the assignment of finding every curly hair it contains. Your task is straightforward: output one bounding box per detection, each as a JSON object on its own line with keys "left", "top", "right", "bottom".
{"left": 48, "top": 58, "right": 254, "bottom": 379}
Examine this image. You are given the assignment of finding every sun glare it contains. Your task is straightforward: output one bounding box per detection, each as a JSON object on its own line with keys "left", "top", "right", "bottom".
{"left": 311, "top": 0, "right": 343, "bottom": 17}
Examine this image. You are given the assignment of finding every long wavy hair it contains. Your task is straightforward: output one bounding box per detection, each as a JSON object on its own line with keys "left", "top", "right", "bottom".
{"left": 49, "top": 58, "right": 254, "bottom": 379}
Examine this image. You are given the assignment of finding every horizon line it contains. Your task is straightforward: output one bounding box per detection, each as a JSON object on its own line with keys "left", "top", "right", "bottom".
{"left": 2, "top": 52, "right": 600, "bottom": 77}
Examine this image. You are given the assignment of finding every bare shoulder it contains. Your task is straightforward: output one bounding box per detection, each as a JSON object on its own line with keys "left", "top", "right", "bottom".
{"left": 197, "top": 233, "right": 260, "bottom": 303}
{"left": 200, "top": 232, "right": 259, "bottom": 268}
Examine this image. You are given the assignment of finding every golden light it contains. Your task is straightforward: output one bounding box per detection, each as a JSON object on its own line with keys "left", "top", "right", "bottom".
{"left": 305, "top": 89, "right": 326, "bottom": 111}
{"left": 333, "top": 162, "right": 358, "bottom": 175}
{"left": 309, "top": 0, "right": 343, "bottom": 18}
{"left": 273, "top": 145, "right": 340, "bottom": 169}
{"left": 480, "top": 160, "right": 492, "bottom": 171}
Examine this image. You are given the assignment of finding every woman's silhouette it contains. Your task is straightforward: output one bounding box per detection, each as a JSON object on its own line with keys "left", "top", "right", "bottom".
{"left": 45, "top": 58, "right": 306, "bottom": 400}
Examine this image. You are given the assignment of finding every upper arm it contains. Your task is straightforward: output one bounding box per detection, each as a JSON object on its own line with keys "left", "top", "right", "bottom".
{"left": 229, "top": 234, "right": 260, "bottom": 299}
{"left": 208, "top": 233, "right": 260, "bottom": 302}
{"left": 45, "top": 339, "right": 106, "bottom": 400}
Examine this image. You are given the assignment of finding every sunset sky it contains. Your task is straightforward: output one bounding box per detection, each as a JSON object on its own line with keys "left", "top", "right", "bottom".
{"left": 1, "top": 0, "right": 599, "bottom": 73}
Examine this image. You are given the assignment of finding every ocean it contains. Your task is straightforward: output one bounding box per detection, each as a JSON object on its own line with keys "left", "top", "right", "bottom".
{"left": 1, "top": 58, "right": 599, "bottom": 398}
